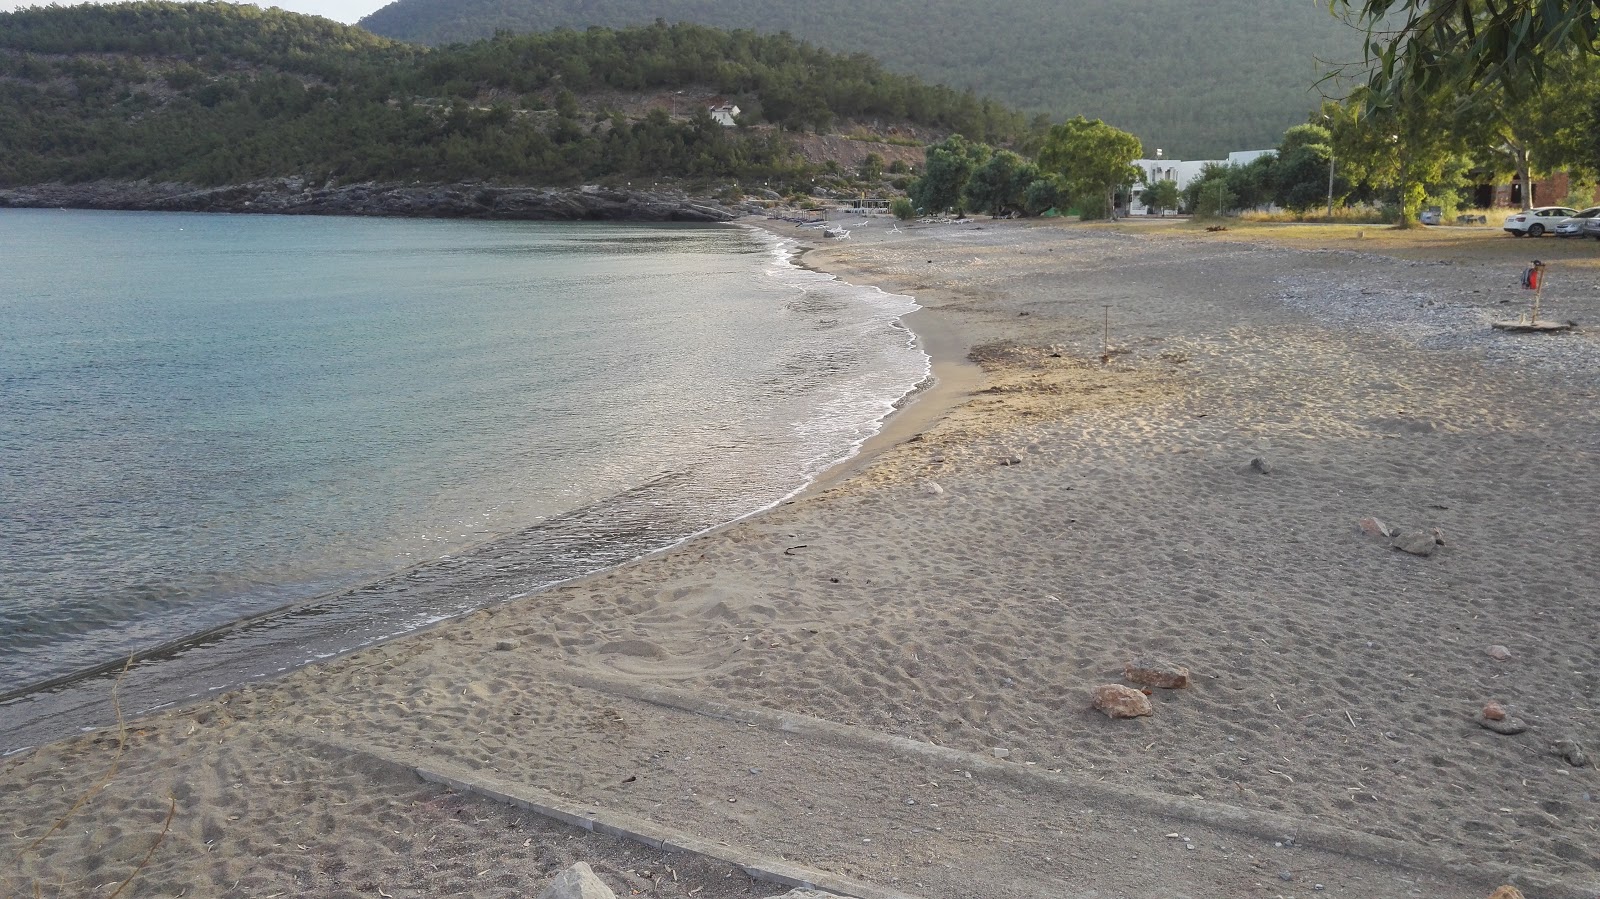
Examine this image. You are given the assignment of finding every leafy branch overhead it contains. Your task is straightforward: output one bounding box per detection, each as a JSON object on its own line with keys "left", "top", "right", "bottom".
{"left": 1331, "top": 0, "right": 1600, "bottom": 99}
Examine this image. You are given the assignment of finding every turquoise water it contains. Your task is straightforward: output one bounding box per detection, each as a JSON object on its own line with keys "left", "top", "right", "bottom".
{"left": 0, "top": 210, "right": 925, "bottom": 698}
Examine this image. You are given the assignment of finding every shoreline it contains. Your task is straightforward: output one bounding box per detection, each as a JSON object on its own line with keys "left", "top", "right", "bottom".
{"left": 5, "top": 217, "right": 1598, "bottom": 898}
{"left": 0, "top": 178, "right": 743, "bottom": 222}
{"left": 0, "top": 215, "right": 949, "bottom": 751}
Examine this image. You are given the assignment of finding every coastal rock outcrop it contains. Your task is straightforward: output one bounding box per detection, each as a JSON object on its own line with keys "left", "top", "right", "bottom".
{"left": 0, "top": 179, "right": 738, "bottom": 223}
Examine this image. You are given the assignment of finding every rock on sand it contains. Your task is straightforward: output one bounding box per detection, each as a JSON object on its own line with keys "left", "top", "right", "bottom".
{"left": 539, "top": 862, "right": 617, "bottom": 899}
{"left": 1092, "top": 684, "right": 1153, "bottom": 718}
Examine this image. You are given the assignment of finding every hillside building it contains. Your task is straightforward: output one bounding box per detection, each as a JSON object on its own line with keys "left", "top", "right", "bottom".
{"left": 709, "top": 103, "right": 741, "bottom": 127}
{"left": 1129, "top": 149, "right": 1273, "bottom": 215}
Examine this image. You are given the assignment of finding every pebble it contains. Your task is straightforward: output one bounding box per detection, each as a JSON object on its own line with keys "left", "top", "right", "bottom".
{"left": 1486, "top": 644, "right": 1512, "bottom": 661}
{"left": 1550, "top": 739, "right": 1590, "bottom": 768}
{"left": 1478, "top": 712, "right": 1528, "bottom": 735}
{"left": 1249, "top": 456, "right": 1272, "bottom": 474}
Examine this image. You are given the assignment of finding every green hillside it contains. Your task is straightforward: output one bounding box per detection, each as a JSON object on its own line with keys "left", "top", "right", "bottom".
{"left": 359, "top": 0, "right": 1365, "bottom": 158}
{"left": 0, "top": 3, "right": 1025, "bottom": 188}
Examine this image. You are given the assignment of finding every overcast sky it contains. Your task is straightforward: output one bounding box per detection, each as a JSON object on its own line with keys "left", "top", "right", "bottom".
{"left": 0, "top": 1, "right": 383, "bottom": 24}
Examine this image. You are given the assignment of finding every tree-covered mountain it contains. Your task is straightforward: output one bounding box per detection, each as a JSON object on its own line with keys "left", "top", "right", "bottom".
{"left": 0, "top": 3, "right": 1026, "bottom": 188}
{"left": 359, "top": 0, "right": 1366, "bottom": 158}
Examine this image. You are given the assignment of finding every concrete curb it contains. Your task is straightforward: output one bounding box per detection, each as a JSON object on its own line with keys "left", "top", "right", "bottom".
{"left": 412, "top": 763, "right": 922, "bottom": 899}
{"left": 289, "top": 730, "right": 920, "bottom": 899}
{"left": 559, "top": 671, "right": 1600, "bottom": 899}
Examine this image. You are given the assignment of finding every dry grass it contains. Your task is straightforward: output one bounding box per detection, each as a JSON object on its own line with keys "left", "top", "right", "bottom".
{"left": 1110, "top": 215, "right": 1600, "bottom": 267}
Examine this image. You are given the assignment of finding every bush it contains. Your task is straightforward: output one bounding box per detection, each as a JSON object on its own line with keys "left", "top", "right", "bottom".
{"left": 891, "top": 197, "right": 915, "bottom": 220}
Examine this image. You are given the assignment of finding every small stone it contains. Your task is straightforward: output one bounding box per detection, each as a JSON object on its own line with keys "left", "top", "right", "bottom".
{"left": 1091, "top": 683, "right": 1153, "bottom": 719}
{"left": 1390, "top": 530, "right": 1439, "bottom": 556}
{"left": 921, "top": 481, "right": 944, "bottom": 495}
{"left": 1550, "top": 739, "right": 1590, "bottom": 768}
{"left": 991, "top": 747, "right": 1011, "bottom": 758}
{"left": 1279, "top": 871, "right": 1294, "bottom": 882}
{"left": 1249, "top": 456, "right": 1272, "bottom": 474}
{"left": 538, "top": 862, "right": 618, "bottom": 899}
{"left": 494, "top": 639, "right": 518, "bottom": 651}
{"left": 1488, "top": 887, "right": 1527, "bottom": 899}
{"left": 1482, "top": 702, "right": 1507, "bottom": 721}
{"left": 1358, "top": 517, "right": 1395, "bottom": 538}
{"left": 1000, "top": 455, "right": 1023, "bottom": 466}
{"left": 1478, "top": 713, "right": 1528, "bottom": 735}
{"left": 1124, "top": 659, "right": 1191, "bottom": 689}
{"left": 1486, "top": 645, "right": 1512, "bottom": 661}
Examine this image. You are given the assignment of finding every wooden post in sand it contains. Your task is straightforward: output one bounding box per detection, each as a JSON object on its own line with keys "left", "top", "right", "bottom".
{"left": 1101, "top": 305, "right": 1111, "bottom": 364}
{"left": 1530, "top": 260, "right": 1545, "bottom": 324}
{"left": 1492, "top": 259, "right": 1573, "bottom": 332}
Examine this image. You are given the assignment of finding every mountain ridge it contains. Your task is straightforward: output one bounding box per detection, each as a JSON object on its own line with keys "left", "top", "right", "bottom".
{"left": 359, "top": 0, "right": 1366, "bottom": 158}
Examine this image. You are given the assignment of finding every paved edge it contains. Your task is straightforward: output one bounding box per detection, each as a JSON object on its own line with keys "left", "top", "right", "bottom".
{"left": 411, "top": 763, "right": 923, "bottom": 899}
{"left": 287, "top": 730, "right": 921, "bottom": 899}
{"left": 556, "top": 671, "right": 1600, "bottom": 899}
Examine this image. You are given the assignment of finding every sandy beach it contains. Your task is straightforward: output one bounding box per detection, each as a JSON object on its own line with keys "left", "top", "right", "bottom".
{"left": 4, "top": 216, "right": 1598, "bottom": 899}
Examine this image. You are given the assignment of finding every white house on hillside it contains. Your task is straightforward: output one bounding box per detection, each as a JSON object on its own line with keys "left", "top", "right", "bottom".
{"left": 709, "top": 103, "right": 741, "bottom": 127}
{"left": 1129, "top": 148, "right": 1274, "bottom": 214}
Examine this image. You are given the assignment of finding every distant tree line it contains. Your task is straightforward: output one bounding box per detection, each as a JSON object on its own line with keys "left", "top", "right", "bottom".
{"left": 0, "top": 3, "right": 1029, "bottom": 188}
{"left": 903, "top": 116, "right": 1142, "bottom": 220}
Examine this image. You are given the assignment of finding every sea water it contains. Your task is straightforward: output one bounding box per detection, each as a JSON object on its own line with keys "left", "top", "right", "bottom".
{"left": 0, "top": 209, "right": 924, "bottom": 706}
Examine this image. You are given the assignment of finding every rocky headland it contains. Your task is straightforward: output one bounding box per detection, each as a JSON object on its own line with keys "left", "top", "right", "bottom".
{"left": 0, "top": 178, "right": 745, "bottom": 222}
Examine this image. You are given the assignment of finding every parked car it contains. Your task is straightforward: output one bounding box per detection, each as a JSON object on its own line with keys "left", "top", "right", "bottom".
{"left": 1581, "top": 215, "right": 1600, "bottom": 239}
{"left": 1503, "top": 206, "right": 1579, "bottom": 236}
{"left": 1420, "top": 205, "right": 1443, "bottom": 225}
{"left": 1553, "top": 206, "right": 1600, "bottom": 236}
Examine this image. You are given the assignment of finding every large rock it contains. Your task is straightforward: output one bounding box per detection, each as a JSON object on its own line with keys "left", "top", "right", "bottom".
{"left": 538, "top": 862, "right": 617, "bottom": 899}
{"left": 1124, "top": 659, "right": 1190, "bottom": 689}
{"left": 1091, "top": 684, "right": 1153, "bottom": 718}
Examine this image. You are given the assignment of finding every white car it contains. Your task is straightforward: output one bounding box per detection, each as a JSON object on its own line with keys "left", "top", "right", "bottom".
{"left": 1503, "top": 206, "right": 1579, "bottom": 236}
{"left": 1553, "top": 206, "right": 1600, "bottom": 236}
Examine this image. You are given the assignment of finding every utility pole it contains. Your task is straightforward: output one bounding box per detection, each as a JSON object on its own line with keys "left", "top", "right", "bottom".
{"left": 1327, "top": 151, "right": 1335, "bottom": 219}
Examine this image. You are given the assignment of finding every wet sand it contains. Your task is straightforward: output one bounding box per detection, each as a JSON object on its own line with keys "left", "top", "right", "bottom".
{"left": 4, "top": 217, "right": 1598, "bottom": 899}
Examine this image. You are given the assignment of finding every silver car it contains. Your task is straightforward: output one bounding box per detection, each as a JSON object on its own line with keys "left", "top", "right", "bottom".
{"left": 1553, "top": 206, "right": 1600, "bottom": 236}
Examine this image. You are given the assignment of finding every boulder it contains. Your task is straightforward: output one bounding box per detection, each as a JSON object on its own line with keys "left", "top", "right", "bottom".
{"left": 1486, "top": 645, "right": 1512, "bottom": 661}
{"left": 1488, "top": 887, "right": 1527, "bottom": 899}
{"left": 538, "top": 862, "right": 617, "bottom": 899}
{"left": 1249, "top": 456, "right": 1272, "bottom": 474}
{"left": 1092, "top": 684, "right": 1153, "bottom": 718}
{"left": 1124, "top": 659, "right": 1190, "bottom": 689}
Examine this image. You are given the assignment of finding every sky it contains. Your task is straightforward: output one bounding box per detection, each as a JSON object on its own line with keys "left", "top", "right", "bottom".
{"left": 0, "top": 1, "right": 383, "bottom": 24}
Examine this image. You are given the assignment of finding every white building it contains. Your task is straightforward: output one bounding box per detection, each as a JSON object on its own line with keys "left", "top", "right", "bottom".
{"left": 1129, "top": 149, "right": 1274, "bottom": 214}
{"left": 709, "top": 104, "right": 741, "bottom": 127}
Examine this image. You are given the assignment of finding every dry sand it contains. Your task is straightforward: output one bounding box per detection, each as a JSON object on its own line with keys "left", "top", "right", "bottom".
{"left": 4, "top": 217, "right": 1598, "bottom": 899}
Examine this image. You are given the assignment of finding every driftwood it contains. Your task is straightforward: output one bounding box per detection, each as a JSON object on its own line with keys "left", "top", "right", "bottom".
{"left": 1491, "top": 319, "right": 1574, "bottom": 333}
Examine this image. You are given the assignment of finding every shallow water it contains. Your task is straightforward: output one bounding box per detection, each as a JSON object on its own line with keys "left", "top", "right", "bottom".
{"left": 0, "top": 210, "right": 925, "bottom": 700}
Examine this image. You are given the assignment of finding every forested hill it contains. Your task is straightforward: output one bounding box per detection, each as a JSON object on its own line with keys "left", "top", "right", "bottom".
{"left": 0, "top": 3, "right": 1025, "bottom": 189}
{"left": 359, "top": 0, "right": 1362, "bottom": 159}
